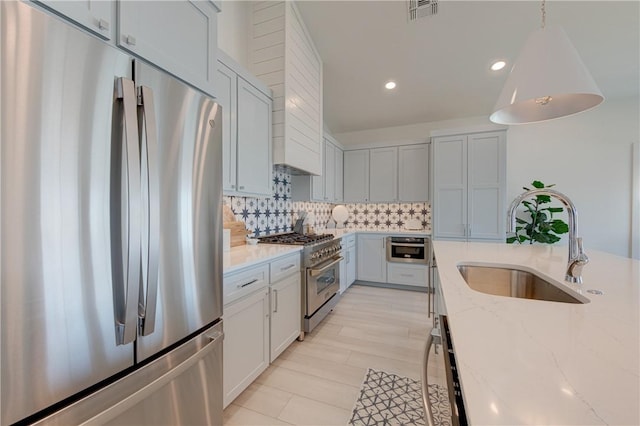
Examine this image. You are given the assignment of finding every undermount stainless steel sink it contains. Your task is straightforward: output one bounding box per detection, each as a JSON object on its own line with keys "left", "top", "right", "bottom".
{"left": 457, "top": 264, "right": 587, "bottom": 304}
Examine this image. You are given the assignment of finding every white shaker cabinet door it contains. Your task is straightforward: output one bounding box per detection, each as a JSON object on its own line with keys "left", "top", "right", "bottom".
{"left": 270, "top": 273, "right": 301, "bottom": 362}
{"left": 223, "top": 288, "right": 270, "bottom": 408}
{"left": 369, "top": 147, "right": 398, "bottom": 202}
{"left": 356, "top": 234, "right": 387, "bottom": 283}
{"left": 398, "top": 144, "right": 429, "bottom": 202}
{"left": 118, "top": 1, "right": 219, "bottom": 97}
{"left": 217, "top": 62, "right": 237, "bottom": 192}
{"left": 344, "top": 150, "right": 370, "bottom": 202}
{"left": 236, "top": 77, "right": 273, "bottom": 196}
{"left": 432, "top": 135, "right": 468, "bottom": 240}
{"left": 335, "top": 146, "right": 344, "bottom": 202}
{"left": 324, "top": 141, "right": 336, "bottom": 202}
{"left": 36, "top": 0, "right": 113, "bottom": 39}
{"left": 467, "top": 132, "right": 506, "bottom": 241}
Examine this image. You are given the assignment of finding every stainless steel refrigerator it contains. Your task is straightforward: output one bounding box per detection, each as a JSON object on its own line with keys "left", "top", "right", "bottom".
{"left": 1, "top": 2, "right": 223, "bottom": 424}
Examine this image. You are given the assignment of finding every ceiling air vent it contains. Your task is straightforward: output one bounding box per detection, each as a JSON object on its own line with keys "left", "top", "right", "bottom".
{"left": 408, "top": 0, "right": 438, "bottom": 21}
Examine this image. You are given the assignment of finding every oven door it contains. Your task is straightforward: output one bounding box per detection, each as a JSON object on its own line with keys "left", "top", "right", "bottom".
{"left": 306, "top": 256, "right": 342, "bottom": 315}
{"left": 386, "top": 237, "right": 429, "bottom": 264}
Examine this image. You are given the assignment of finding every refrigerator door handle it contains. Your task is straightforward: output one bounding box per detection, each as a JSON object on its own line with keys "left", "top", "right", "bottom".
{"left": 137, "top": 85, "right": 160, "bottom": 336}
{"left": 114, "top": 77, "right": 142, "bottom": 346}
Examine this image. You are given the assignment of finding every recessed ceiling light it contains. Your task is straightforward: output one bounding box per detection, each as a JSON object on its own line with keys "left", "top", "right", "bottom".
{"left": 491, "top": 61, "right": 506, "bottom": 71}
{"left": 385, "top": 81, "right": 396, "bottom": 90}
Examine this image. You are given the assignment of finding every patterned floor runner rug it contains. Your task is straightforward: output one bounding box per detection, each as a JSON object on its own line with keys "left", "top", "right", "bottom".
{"left": 348, "top": 369, "right": 451, "bottom": 426}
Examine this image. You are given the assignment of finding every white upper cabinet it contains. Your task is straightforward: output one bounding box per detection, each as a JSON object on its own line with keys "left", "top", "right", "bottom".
{"left": 432, "top": 130, "right": 506, "bottom": 241}
{"left": 399, "top": 144, "right": 429, "bottom": 201}
{"left": 218, "top": 52, "right": 273, "bottom": 197}
{"left": 118, "top": 1, "right": 219, "bottom": 97}
{"left": 236, "top": 77, "right": 273, "bottom": 196}
{"left": 369, "top": 147, "right": 398, "bottom": 202}
{"left": 324, "top": 142, "right": 337, "bottom": 202}
{"left": 36, "top": 0, "right": 113, "bottom": 39}
{"left": 291, "top": 137, "right": 343, "bottom": 203}
{"left": 217, "top": 62, "right": 237, "bottom": 192}
{"left": 248, "top": 1, "right": 323, "bottom": 175}
{"left": 335, "top": 145, "right": 344, "bottom": 202}
{"left": 344, "top": 150, "right": 370, "bottom": 202}
{"left": 344, "top": 143, "right": 429, "bottom": 203}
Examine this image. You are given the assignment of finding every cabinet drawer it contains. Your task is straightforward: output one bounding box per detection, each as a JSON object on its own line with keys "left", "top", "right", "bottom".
{"left": 224, "top": 263, "right": 269, "bottom": 305}
{"left": 387, "top": 263, "right": 428, "bottom": 287}
{"left": 344, "top": 235, "right": 356, "bottom": 248}
{"left": 270, "top": 253, "right": 301, "bottom": 283}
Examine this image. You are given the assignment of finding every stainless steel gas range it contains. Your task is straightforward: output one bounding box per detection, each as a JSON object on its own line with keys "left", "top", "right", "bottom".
{"left": 258, "top": 232, "right": 342, "bottom": 337}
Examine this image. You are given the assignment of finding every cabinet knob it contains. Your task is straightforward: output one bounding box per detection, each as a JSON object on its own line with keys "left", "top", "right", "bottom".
{"left": 97, "top": 19, "right": 110, "bottom": 31}
{"left": 239, "top": 185, "right": 245, "bottom": 190}
{"left": 230, "top": 184, "right": 235, "bottom": 189}
{"left": 125, "top": 35, "right": 137, "bottom": 46}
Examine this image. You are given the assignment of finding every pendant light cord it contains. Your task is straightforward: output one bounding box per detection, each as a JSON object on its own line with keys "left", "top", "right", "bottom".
{"left": 541, "top": 0, "right": 546, "bottom": 28}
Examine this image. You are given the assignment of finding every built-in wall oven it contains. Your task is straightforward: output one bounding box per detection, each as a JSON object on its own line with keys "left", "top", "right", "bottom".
{"left": 386, "top": 236, "right": 430, "bottom": 264}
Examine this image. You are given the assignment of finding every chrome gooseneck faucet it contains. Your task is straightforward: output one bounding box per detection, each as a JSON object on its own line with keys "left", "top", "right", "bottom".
{"left": 507, "top": 188, "right": 589, "bottom": 284}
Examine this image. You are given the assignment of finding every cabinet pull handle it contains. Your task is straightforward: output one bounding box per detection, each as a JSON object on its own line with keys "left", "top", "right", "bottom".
{"left": 237, "top": 278, "right": 258, "bottom": 289}
{"left": 97, "top": 19, "right": 110, "bottom": 31}
{"left": 273, "top": 289, "right": 278, "bottom": 313}
{"left": 280, "top": 264, "right": 296, "bottom": 271}
{"left": 239, "top": 185, "right": 245, "bottom": 190}
{"left": 125, "top": 35, "right": 137, "bottom": 46}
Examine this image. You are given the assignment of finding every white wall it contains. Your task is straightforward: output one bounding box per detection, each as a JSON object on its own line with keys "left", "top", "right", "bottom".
{"left": 337, "top": 97, "right": 640, "bottom": 258}
{"left": 506, "top": 96, "right": 639, "bottom": 258}
{"left": 217, "top": 0, "right": 250, "bottom": 67}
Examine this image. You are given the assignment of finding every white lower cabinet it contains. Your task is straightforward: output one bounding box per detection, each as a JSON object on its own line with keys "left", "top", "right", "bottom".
{"left": 223, "top": 285, "right": 269, "bottom": 408}
{"left": 345, "top": 235, "right": 356, "bottom": 288}
{"left": 269, "top": 253, "right": 301, "bottom": 362}
{"left": 270, "top": 273, "right": 300, "bottom": 361}
{"left": 223, "top": 252, "right": 300, "bottom": 408}
{"left": 357, "top": 234, "right": 387, "bottom": 283}
{"left": 387, "top": 263, "right": 428, "bottom": 288}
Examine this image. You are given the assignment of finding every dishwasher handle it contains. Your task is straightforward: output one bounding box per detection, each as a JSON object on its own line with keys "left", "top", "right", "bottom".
{"left": 421, "top": 331, "right": 436, "bottom": 426}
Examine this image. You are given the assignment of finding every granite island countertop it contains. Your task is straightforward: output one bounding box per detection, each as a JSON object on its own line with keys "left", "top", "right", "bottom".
{"left": 432, "top": 240, "right": 639, "bottom": 425}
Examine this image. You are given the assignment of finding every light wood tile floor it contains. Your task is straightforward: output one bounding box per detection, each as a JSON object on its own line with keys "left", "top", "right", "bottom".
{"left": 223, "top": 284, "right": 446, "bottom": 425}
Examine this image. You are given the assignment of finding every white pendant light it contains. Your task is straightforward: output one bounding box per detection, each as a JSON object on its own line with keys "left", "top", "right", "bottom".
{"left": 490, "top": 0, "right": 604, "bottom": 125}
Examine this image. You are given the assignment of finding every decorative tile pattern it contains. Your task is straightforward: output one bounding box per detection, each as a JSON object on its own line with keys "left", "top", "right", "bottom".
{"left": 348, "top": 369, "right": 450, "bottom": 426}
{"left": 343, "top": 202, "right": 431, "bottom": 233}
{"left": 223, "top": 168, "right": 294, "bottom": 237}
{"left": 223, "top": 168, "right": 432, "bottom": 236}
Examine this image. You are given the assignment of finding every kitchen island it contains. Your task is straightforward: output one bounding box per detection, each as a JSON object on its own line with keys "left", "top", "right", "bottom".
{"left": 433, "top": 241, "right": 639, "bottom": 425}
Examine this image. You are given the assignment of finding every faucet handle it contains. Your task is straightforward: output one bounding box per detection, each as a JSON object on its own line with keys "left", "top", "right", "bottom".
{"left": 576, "top": 237, "right": 588, "bottom": 260}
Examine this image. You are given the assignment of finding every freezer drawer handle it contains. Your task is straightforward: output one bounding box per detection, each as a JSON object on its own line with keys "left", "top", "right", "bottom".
{"left": 137, "top": 85, "right": 160, "bottom": 337}
{"left": 80, "top": 326, "right": 224, "bottom": 425}
{"left": 113, "top": 77, "right": 142, "bottom": 346}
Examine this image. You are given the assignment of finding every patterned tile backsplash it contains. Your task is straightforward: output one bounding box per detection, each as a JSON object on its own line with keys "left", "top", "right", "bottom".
{"left": 223, "top": 168, "right": 431, "bottom": 237}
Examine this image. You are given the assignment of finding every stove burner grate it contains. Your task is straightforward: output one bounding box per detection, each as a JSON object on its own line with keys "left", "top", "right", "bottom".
{"left": 258, "top": 232, "right": 334, "bottom": 246}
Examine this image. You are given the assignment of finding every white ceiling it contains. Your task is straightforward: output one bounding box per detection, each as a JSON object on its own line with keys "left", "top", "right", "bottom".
{"left": 295, "top": 1, "right": 640, "bottom": 135}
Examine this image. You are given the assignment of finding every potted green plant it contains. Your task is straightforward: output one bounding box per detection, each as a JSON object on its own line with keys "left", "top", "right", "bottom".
{"left": 507, "top": 180, "right": 569, "bottom": 244}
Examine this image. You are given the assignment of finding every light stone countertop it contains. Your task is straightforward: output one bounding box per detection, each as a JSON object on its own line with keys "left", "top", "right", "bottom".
{"left": 432, "top": 240, "right": 639, "bottom": 425}
{"left": 324, "top": 228, "right": 430, "bottom": 238}
{"left": 223, "top": 244, "right": 302, "bottom": 274}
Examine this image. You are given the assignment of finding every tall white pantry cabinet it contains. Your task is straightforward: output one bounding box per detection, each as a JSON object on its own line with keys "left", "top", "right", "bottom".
{"left": 431, "top": 130, "right": 507, "bottom": 242}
